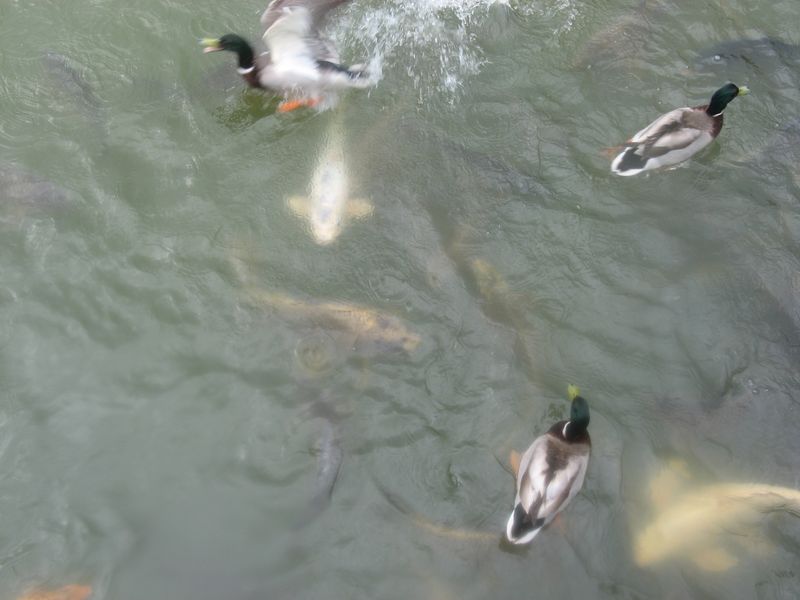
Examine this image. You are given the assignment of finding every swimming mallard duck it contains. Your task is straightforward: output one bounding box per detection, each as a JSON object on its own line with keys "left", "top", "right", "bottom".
{"left": 611, "top": 83, "right": 749, "bottom": 176}
{"left": 202, "top": 0, "right": 372, "bottom": 112}
{"left": 506, "top": 385, "right": 591, "bottom": 545}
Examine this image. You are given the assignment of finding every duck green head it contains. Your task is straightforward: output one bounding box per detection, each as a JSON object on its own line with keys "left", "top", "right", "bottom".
{"left": 202, "top": 34, "right": 255, "bottom": 71}
{"left": 567, "top": 384, "right": 590, "bottom": 433}
{"left": 707, "top": 82, "right": 749, "bottom": 116}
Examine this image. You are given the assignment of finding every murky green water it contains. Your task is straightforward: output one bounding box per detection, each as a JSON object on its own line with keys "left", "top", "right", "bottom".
{"left": 1, "top": 0, "right": 799, "bottom": 598}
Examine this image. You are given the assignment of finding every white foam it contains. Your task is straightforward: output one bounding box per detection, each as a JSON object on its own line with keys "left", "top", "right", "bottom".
{"left": 331, "top": 0, "right": 508, "bottom": 102}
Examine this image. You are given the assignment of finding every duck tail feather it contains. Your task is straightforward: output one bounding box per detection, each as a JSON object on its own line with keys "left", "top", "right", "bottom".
{"left": 506, "top": 504, "right": 545, "bottom": 544}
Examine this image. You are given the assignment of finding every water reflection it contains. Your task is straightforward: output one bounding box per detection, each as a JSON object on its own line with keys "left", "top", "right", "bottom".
{"left": 2, "top": 0, "right": 800, "bottom": 597}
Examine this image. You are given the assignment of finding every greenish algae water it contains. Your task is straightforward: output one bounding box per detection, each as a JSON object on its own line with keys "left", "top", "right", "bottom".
{"left": 1, "top": 0, "right": 799, "bottom": 598}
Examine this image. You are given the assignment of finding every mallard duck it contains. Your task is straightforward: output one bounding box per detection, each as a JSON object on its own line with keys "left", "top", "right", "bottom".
{"left": 202, "top": 0, "right": 372, "bottom": 112}
{"left": 506, "top": 385, "right": 591, "bottom": 545}
{"left": 611, "top": 83, "right": 749, "bottom": 176}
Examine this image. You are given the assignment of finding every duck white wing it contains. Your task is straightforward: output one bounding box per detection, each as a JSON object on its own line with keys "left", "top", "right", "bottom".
{"left": 518, "top": 436, "right": 588, "bottom": 517}
{"left": 629, "top": 107, "right": 692, "bottom": 142}
{"left": 507, "top": 433, "right": 590, "bottom": 544}
{"left": 612, "top": 107, "right": 714, "bottom": 176}
{"left": 261, "top": 7, "right": 319, "bottom": 77}
{"left": 261, "top": 0, "right": 349, "bottom": 31}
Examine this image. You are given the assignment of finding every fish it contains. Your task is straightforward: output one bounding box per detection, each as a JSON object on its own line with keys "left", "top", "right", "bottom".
{"left": 693, "top": 38, "right": 800, "bottom": 74}
{"left": 16, "top": 585, "right": 92, "bottom": 600}
{"left": 374, "top": 478, "right": 497, "bottom": 543}
{"left": 447, "top": 232, "right": 539, "bottom": 380}
{"left": 572, "top": 0, "right": 660, "bottom": 70}
{"left": 244, "top": 287, "right": 420, "bottom": 353}
{"left": 41, "top": 52, "right": 104, "bottom": 127}
{"left": 289, "top": 391, "right": 343, "bottom": 530}
{"left": 308, "top": 416, "right": 343, "bottom": 513}
{"left": 410, "top": 514, "right": 498, "bottom": 543}
{"left": 465, "top": 257, "right": 519, "bottom": 325}
{"left": 288, "top": 114, "right": 372, "bottom": 245}
{"left": 447, "top": 228, "right": 524, "bottom": 328}
{"left": 634, "top": 476, "right": 800, "bottom": 571}
{"left": 0, "top": 163, "right": 69, "bottom": 217}
{"left": 467, "top": 258, "right": 511, "bottom": 304}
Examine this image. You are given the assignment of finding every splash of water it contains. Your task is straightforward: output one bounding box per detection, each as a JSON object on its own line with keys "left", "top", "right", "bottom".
{"left": 333, "top": 0, "right": 507, "bottom": 102}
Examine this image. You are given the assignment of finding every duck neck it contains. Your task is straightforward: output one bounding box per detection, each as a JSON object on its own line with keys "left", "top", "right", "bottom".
{"left": 563, "top": 419, "right": 588, "bottom": 442}
{"left": 706, "top": 90, "right": 734, "bottom": 117}
{"left": 705, "top": 100, "right": 727, "bottom": 117}
{"left": 233, "top": 42, "right": 256, "bottom": 72}
{"left": 234, "top": 45, "right": 263, "bottom": 89}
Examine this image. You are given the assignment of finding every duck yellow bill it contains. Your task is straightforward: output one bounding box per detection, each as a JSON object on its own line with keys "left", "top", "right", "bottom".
{"left": 201, "top": 38, "right": 222, "bottom": 53}
{"left": 738, "top": 85, "right": 750, "bottom": 96}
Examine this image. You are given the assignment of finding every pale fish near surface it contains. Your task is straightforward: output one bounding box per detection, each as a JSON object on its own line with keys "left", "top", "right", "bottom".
{"left": 243, "top": 288, "right": 420, "bottom": 353}
{"left": 634, "top": 481, "right": 800, "bottom": 571}
{"left": 288, "top": 115, "right": 372, "bottom": 245}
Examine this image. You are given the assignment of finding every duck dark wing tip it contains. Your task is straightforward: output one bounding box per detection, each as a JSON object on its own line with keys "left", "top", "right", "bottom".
{"left": 507, "top": 504, "right": 545, "bottom": 542}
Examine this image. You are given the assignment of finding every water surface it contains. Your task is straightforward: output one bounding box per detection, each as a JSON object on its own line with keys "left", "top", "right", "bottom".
{"left": 1, "top": 0, "right": 799, "bottom": 598}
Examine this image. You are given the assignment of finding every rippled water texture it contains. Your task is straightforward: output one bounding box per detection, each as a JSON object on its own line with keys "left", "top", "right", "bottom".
{"left": 1, "top": 0, "right": 799, "bottom": 598}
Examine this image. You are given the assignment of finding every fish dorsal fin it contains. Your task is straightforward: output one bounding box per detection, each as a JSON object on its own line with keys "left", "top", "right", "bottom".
{"left": 509, "top": 450, "right": 521, "bottom": 477}
{"left": 649, "top": 458, "right": 692, "bottom": 510}
{"left": 689, "top": 546, "right": 738, "bottom": 572}
{"left": 287, "top": 196, "right": 311, "bottom": 217}
{"left": 346, "top": 198, "right": 373, "bottom": 219}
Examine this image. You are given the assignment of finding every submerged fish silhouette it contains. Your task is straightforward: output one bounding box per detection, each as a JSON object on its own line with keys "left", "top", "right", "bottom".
{"left": 635, "top": 464, "right": 800, "bottom": 571}
{"left": 41, "top": 52, "right": 104, "bottom": 128}
{"left": 289, "top": 391, "right": 343, "bottom": 530}
{"left": 308, "top": 416, "right": 342, "bottom": 513}
{"left": 0, "top": 163, "right": 69, "bottom": 215}
{"left": 42, "top": 52, "right": 100, "bottom": 106}
{"left": 244, "top": 288, "right": 420, "bottom": 353}
{"left": 694, "top": 38, "right": 800, "bottom": 73}
{"left": 288, "top": 115, "right": 372, "bottom": 245}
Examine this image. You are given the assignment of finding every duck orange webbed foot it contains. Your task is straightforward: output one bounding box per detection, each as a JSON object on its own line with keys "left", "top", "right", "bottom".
{"left": 277, "top": 98, "right": 321, "bottom": 113}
